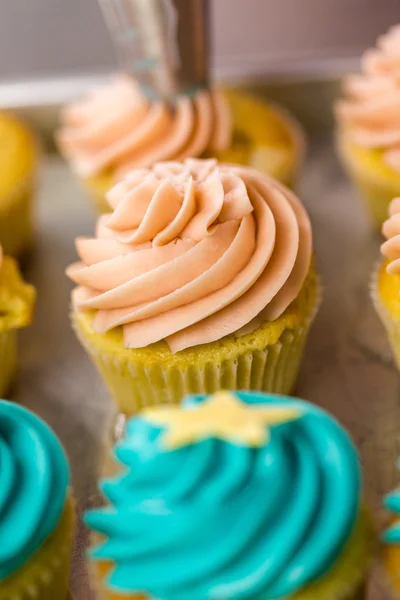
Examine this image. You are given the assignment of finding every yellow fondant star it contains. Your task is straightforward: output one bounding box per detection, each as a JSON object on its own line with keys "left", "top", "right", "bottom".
{"left": 143, "top": 391, "right": 302, "bottom": 449}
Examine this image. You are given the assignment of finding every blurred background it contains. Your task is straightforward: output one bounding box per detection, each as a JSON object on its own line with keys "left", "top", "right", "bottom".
{"left": 1, "top": 0, "right": 399, "bottom": 81}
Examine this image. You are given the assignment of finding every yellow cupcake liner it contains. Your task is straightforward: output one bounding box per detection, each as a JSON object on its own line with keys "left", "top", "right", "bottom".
{"left": 337, "top": 132, "right": 400, "bottom": 230}
{"left": 0, "top": 329, "right": 17, "bottom": 397}
{"left": 0, "top": 256, "right": 36, "bottom": 396}
{"left": 370, "top": 261, "right": 400, "bottom": 370}
{"left": 383, "top": 529, "right": 400, "bottom": 599}
{"left": 0, "top": 174, "right": 36, "bottom": 258}
{"left": 0, "top": 494, "right": 75, "bottom": 600}
{"left": 89, "top": 506, "right": 373, "bottom": 600}
{"left": 0, "top": 256, "right": 36, "bottom": 333}
{"left": 81, "top": 89, "right": 306, "bottom": 214}
{"left": 71, "top": 268, "right": 320, "bottom": 417}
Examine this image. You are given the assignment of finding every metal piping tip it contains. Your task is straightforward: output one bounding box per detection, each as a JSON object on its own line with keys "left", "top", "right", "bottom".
{"left": 97, "top": 0, "right": 210, "bottom": 101}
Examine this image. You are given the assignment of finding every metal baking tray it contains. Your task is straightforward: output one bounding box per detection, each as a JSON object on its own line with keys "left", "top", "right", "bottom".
{"left": 5, "top": 71, "right": 398, "bottom": 599}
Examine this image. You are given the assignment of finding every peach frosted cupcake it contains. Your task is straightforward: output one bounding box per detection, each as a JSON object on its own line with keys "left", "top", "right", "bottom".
{"left": 67, "top": 158, "right": 320, "bottom": 417}
{"left": 0, "top": 243, "right": 35, "bottom": 395}
{"left": 85, "top": 390, "right": 374, "bottom": 600}
{"left": 57, "top": 75, "right": 305, "bottom": 213}
{"left": 336, "top": 25, "right": 400, "bottom": 228}
{"left": 0, "top": 400, "right": 75, "bottom": 600}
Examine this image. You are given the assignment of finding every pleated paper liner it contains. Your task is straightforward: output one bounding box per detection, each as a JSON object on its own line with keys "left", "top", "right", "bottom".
{"left": 337, "top": 132, "right": 400, "bottom": 230}
{"left": 0, "top": 494, "right": 75, "bottom": 600}
{"left": 72, "top": 268, "right": 321, "bottom": 419}
{"left": 87, "top": 506, "right": 373, "bottom": 600}
{"left": 370, "top": 261, "right": 400, "bottom": 370}
{"left": 0, "top": 329, "right": 17, "bottom": 397}
{"left": 80, "top": 89, "right": 306, "bottom": 215}
{"left": 383, "top": 531, "right": 400, "bottom": 600}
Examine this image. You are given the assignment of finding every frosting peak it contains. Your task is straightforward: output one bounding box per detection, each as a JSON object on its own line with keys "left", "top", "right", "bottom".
{"left": 86, "top": 391, "right": 361, "bottom": 599}
{"left": 57, "top": 75, "right": 232, "bottom": 177}
{"left": 0, "top": 401, "right": 69, "bottom": 580}
{"left": 67, "top": 159, "right": 312, "bottom": 352}
{"left": 336, "top": 25, "right": 400, "bottom": 172}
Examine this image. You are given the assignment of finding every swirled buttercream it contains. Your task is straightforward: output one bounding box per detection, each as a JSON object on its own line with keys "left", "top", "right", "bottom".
{"left": 67, "top": 158, "right": 312, "bottom": 353}
{"left": 0, "top": 401, "right": 69, "bottom": 580}
{"left": 336, "top": 25, "right": 400, "bottom": 172}
{"left": 85, "top": 390, "right": 361, "bottom": 599}
{"left": 57, "top": 74, "right": 232, "bottom": 177}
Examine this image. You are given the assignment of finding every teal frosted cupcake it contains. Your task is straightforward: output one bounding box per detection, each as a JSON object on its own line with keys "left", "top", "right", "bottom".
{"left": 86, "top": 390, "right": 374, "bottom": 600}
{"left": 0, "top": 401, "right": 75, "bottom": 600}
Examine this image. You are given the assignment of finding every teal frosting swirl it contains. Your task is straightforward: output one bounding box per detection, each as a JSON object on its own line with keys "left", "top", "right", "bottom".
{"left": 86, "top": 391, "right": 361, "bottom": 600}
{"left": 384, "top": 460, "right": 400, "bottom": 544}
{"left": 0, "top": 400, "right": 69, "bottom": 580}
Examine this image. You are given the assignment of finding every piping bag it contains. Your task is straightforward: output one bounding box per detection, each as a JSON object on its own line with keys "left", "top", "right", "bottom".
{"left": 97, "top": 0, "right": 210, "bottom": 101}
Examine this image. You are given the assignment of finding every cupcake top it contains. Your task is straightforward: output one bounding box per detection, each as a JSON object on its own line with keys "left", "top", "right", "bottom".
{"left": 86, "top": 390, "right": 361, "bottom": 600}
{"left": 67, "top": 158, "right": 312, "bottom": 352}
{"left": 57, "top": 74, "right": 232, "bottom": 178}
{"left": 336, "top": 24, "right": 400, "bottom": 172}
{"left": 381, "top": 197, "right": 400, "bottom": 273}
{"left": 0, "top": 400, "right": 70, "bottom": 580}
{"left": 0, "top": 243, "right": 36, "bottom": 332}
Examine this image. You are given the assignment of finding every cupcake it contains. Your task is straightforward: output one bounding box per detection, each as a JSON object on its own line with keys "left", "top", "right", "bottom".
{"left": 336, "top": 25, "right": 400, "bottom": 228}
{"left": 85, "top": 390, "right": 374, "bottom": 600}
{"left": 0, "top": 400, "right": 75, "bottom": 599}
{"left": 372, "top": 197, "right": 400, "bottom": 368}
{"left": 383, "top": 462, "right": 400, "bottom": 597}
{"left": 67, "top": 158, "right": 320, "bottom": 416}
{"left": 0, "top": 244, "right": 36, "bottom": 395}
{"left": 57, "top": 74, "right": 305, "bottom": 213}
{"left": 0, "top": 111, "right": 38, "bottom": 257}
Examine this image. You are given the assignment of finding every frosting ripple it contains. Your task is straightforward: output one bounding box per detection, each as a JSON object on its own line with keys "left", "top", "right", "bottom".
{"left": 86, "top": 391, "right": 361, "bottom": 599}
{"left": 336, "top": 25, "right": 400, "bottom": 172}
{"left": 57, "top": 74, "right": 232, "bottom": 177}
{"left": 67, "top": 158, "right": 312, "bottom": 353}
{"left": 0, "top": 401, "right": 69, "bottom": 580}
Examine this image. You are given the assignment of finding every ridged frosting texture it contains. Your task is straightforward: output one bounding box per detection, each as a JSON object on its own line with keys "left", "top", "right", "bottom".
{"left": 85, "top": 391, "right": 361, "bottom": 599}
{"left": 336, "top": 24, "right": 400, "bottom": 172}
{"left": 381, "top": 197, "right": 400, "bottom": 273}
{"left": 57, "top": 74, "right": 232, "bottom": 177}
{"left": 67, "top": 158, "right": 312, "bottom": 353}
{"left": 0, "top": 401, "right": 69, "bottom": 580}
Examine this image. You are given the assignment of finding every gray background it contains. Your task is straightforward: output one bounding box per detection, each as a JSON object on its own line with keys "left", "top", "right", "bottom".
{"left": 0, "top": 0, "right": 399, "bottom": 80}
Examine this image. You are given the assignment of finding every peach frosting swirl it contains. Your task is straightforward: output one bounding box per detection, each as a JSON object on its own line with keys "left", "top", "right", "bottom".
{"left": 57, "top": 75, "right": 232, "bottom": 178}
{"left": 67, "top": 159, "right": 312, "bottom": 353}
{"left": 336, "top": 25, "right": 400, "bottom": 172}
{"left": 381, "top": 198, "right": 400, "bottom": 273}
